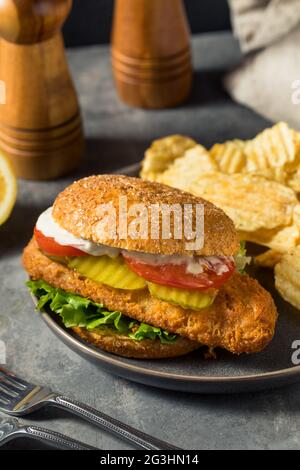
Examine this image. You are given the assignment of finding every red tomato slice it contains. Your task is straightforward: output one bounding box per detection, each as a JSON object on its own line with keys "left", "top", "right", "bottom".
{"left": 34, "top": 227, "right": 87, "bottom": 257}
{"left": 123, "top": 254, "right": 235, "bottom": 290}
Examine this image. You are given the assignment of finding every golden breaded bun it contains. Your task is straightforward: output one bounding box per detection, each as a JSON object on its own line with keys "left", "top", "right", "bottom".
{"left": 52, "top": 175, "right": 239, "bottom": 257}
{"left": 72, "top": 327, "right": 200, "bottom": 359}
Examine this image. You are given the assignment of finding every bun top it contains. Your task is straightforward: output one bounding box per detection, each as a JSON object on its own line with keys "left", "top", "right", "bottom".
{"left": 52, "top": 175, "right": 239, "bottom": 257}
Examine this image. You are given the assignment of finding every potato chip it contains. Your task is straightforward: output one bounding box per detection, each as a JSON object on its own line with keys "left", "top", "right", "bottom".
{"left": 247, "top": 167, "right": 287, "bottom": 185}
{"left": 239, "top": 224, "right": 300, "bottom": 253}
{"left": 244, "top": 122, "right": 296, "bottom": 172}
{"left": 287, "top": 168, "right": 300, "bottom": 193}
{"left": 285, "top": 130, "right": 300, "bottom": 174}
{"left": 293, "top": 203, "right": 300, "bottom": 226}
{"left": 140, "top": 135, "right": 196, "bottom": 181}
{"left": 275, "top": 247, "right": 300, "bottom": 310}
{"left": 158, "top": 145, "right": 217, "bottom": 190}
{"left": 254, "top": 250, "right": 283, "bottom": 269}
{"left": 210, "top": 140, "right": 246, "bottom": 174}
{"left": 187, "top": 173, "right": 297, "bottom": 232}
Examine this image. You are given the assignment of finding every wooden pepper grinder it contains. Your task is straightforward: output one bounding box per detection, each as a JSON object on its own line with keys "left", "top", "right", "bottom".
{"left": 111, "top": 0, "right": 193, "bottom": 109}
{"left": 0, "top": 0, "right": 84, "bottom": 180}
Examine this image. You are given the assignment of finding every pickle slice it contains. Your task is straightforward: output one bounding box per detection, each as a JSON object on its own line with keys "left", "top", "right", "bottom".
{"left": 68, "top": 256, "right": 147, "bottom": 290}
{"left": 47, "top": 255, "right": 68, "bottom": 265}
{"left": 148, "top": 282, "right": 216, "bottom": 310}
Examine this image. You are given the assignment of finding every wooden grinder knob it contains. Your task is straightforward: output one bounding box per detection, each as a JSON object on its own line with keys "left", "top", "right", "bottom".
{"left": 111, "top": 0, "right": 193, "bottom": 109}
{"left": 0, "top": 0, "right": 84, "bottom": 179}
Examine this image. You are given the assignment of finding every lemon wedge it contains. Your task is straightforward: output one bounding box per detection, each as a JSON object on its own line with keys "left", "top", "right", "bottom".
{"left": 0, "top": 151, "right": 17, "bottom": 226}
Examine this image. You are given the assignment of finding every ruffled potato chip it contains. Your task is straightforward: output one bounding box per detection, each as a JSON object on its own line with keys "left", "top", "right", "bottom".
{"left": 187, "top": 173, "right": 297, "bottom": 232}
{"left": 285, "top": 130, "right": 300, "bottom": 173}
{"left": 240, "top": 203, "right": 300, "bottom": 253}
{"left": 140, "top": 135, "right": 196, "bottom": 181}
{"left": 247, "top": 167, "right": 287, "bottom": 185}
{"left": 275, "top": 247, "right": 300, "bottom": 310}
{"left": 210, "top": 139, "right": 246, "bottom": 174}
{"left": 254, "top": 250, "right": 283, "bottom": 269}
{"left": 158, "top": 145, "right": 217, "bottom": 189}
{"left": 244, "top": 122, "right": 296, "bottom": 172}
{"left": 239, "top": 225, "right": 300, "bottom": 253}
{"left": 287, "top": 168, "right": 300, "bottom": 193}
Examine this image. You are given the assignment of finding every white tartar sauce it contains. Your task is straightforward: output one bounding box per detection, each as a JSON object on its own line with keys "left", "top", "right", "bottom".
{"left": 36, "top": 207, "right": 120, "bottom": 258}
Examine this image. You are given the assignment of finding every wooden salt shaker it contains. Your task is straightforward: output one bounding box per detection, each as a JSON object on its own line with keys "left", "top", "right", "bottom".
{"left": 111, "top": 0, "right": 193, "bottom": 109}
{"left": 0, "top": 0, "right": 84, "bottom": 180}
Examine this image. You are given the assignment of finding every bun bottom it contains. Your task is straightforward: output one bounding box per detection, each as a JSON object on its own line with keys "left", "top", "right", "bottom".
{"left": 72, "top": 327, "right": 200, "bottom": 359}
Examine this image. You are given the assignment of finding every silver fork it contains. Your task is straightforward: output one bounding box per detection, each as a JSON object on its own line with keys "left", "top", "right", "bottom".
{"left": 0, "top": 416, "right": 96, "bottom": 449}
{"left": 0, "top": 367, "right": 179, "bottom": 450}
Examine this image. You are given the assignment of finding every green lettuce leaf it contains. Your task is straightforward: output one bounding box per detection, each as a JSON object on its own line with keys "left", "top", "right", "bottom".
{"left": 26, "top": 280, "right": 177, "bottom": 344}
{"left": 239, "top": 240, "right": 247, "bottom": 257}
{"left": 129, "top": 323, "right": 177, "bottom": 344}
{"left": 235, "top": 241, "right": 251, "bottom": 274}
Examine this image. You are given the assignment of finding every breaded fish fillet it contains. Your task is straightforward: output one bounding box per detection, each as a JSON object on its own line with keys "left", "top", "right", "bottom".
{"left": 23, "top": 239, "right": 278, "bottom": 355}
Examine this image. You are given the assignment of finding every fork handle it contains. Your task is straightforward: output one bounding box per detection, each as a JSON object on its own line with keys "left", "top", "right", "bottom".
{"left": 49, "top": 395, "right": 180, "bottom": 450}
{"left": 20, "top": 425, "right": 96, "bottom": 450}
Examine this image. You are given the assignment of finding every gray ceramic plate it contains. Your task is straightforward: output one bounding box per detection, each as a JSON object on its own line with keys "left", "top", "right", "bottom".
{"left": 34, "top": 164, "right": 300, "bottom": 393}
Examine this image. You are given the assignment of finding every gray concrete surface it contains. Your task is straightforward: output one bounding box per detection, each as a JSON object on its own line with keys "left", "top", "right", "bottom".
{"left": 1, "top": 33, "right": 299, "bottom": 450}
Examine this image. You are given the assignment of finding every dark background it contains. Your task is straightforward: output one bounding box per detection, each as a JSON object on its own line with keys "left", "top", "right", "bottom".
{"left": 63, "top": 0, "right": 231, "bottom": 47}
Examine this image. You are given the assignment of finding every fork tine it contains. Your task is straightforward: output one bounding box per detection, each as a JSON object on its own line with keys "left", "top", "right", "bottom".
{"left": 0, "top": 367, "right": 30, "bottom": 389}
{"left": 0, "top": 383, "right": 19, "bottom": 398}
{"left": 0, "top": 396, "right": 11, "bottom": 405}
{"left": 0, "top": 367, "right": 51, "bottom": 417}
{"left": 0, "top": 375, "right": 27, "bottom": 391}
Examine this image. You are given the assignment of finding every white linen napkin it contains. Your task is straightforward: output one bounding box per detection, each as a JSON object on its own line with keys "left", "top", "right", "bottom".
{"left": 225, "top": 0, "right": 300, "bottom": 128}
{"left": 229, "top": 0, "right": 300, "bottom": 53}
